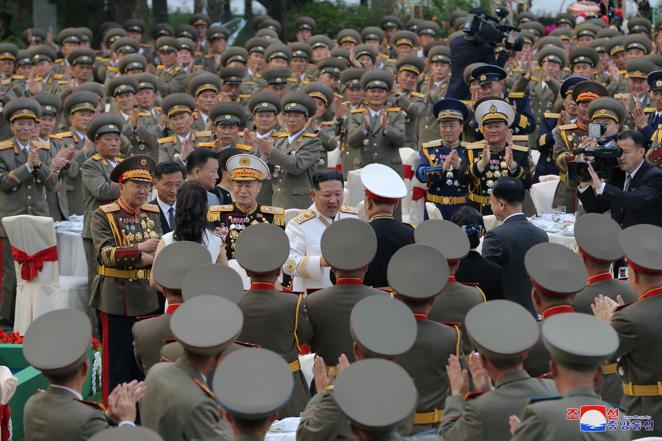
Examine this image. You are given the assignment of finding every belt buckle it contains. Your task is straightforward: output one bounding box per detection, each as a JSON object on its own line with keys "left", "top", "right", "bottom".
{"left": 136, "top": 269, "right": 145, "bottom": 279}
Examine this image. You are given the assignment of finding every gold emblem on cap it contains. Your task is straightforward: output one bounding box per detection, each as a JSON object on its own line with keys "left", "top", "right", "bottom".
{"left": 657, "top": 79, "right": 662, "bottom": 87}
{"left": 480, "top": 74, "right": 487, "bottom": 81}
{"left": 108, "top": 124, "right": 116, "bottom": 130}
{"left": 489, "top": 104, "right": 497, "bottom": 113}
{"left": 224, "top": 115, "right": 231, "bottom": 119}
{"left": 239, "top": 156, "right": 251, "bottom": 166}
{"left": 261, "top": 102, "right": 268, "bottom": 107}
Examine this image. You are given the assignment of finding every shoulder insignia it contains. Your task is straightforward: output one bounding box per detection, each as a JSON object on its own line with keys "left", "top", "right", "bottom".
{"left": 558, "top": 124, "right": 578, "bottom": 131}
{"left": 287, "top": 77, "right": 299, "bottom": 83}
{"left": 196, "top": 141, "right": 214, "bottom": 148}
{"left": 273, "top": 132, "right": 289, "bottom": 138}
{"left": 157, "top": 136, "right": 175, "bottom": 144}
{"left": 52, "top": 73, "right": 64, "bottom": 79}
{"left": 340, "top": 205, "right": 358, "bottom": 214}
{"left": 242, "top": 81, "right": 255, "bottom": 85}
{"left": 410, "top": 91, "right": 425, "bottom": 98}
{"left": 422, "top": 140, "right": 442, "bottom": 148}
{"left": 543, "top": 112, "right": 560, "bottom": 119}
{"left": 57, "top": 80, "right": 68, "bottom": 85}
{"left": 511, "top": 67, "right": 524, "bottom": 73}
{"left": 92, "top": 153, "right": 103, "bottom": 161}
{"left": 192, "top": 111, "right": 199, "bottom": 120}
{"left": 100, "top": 203, "right": 120, "bottom": 213}
{"left": 511, "top": 135, "right": 529, "bottom": 142}
{"left": 0, "top": 79, "right": 9, "bottom": 85}
{"left": 141, "top": 203, "right": 159, "bottom": 213}
{"left": 528, "top": 395, "right": 562, "bottom": 404}
{"left": 193, "top": 377, "right": 215, "bottom": 398}
{"left": 235, "top": 143, "right": 252, "bottom": 151}
{"left": 0, "top": 139, "right": 13, "bottom": 150}
{"left": 106, "top": 66, "right": 119, "bottom": 74}
{"left": 508, "top": 92, "right": 525, "bottom": 99}
{"left": 209, "top": 204, "right": 234, "bottom": 212}
{"left": 303, "top": 132, "right": 319, "bottom": 138}
{"left": 75, "top": 399, "right": 107, "bottom": 411}
{"left": 294, "top": 209, "right": 316, "bottom": 224}
{"left": 386, "top": 107, "right": 402, "bottom": 112}
{"left": 239, "top": 94, "right": 251, "bottom": 99}
{"left": 194, "top": 130, "right": 212, "bottom": 138}
{"left": 511, "top": 144, "right": 529, "bottom": 153}
{"left": 140, "top": 43, "right": 151, "bottom": 48}
{"left": 464, "top": 391, "right": 485, "bottom": 401}
{"left": 137, "top": 112, "right": 152, "bottom": 117}
{"left": 644, "top": 107, "right": 655, "bottom": 113}
{"left": 260, "top": 205, "right": 284, "bottom": 215}
{"left": 52, "top": 131, "right": 72, "bottom": 139}
{"left": 320, "top": 120, "right": 336, "bottom": 127}
{"left": 614, "top": 93, "right": 630, "bottom": 100}
{"left": 34, "top": 140, "right": 50, "bottom": 150}
{"left": 350, "top": 108, "right": 365, "bottom": 114}
{"left": 156, "top": 64, "right": 165, "bottom": 71}
{"left": 461, "top": 100, "right": 474, "bottom": 106}
{"left": 12, "top": 75, "right": 25, "bottom": 80}
{"left": 465, "top": 141, "right": 485, "bottom": 150}
{"left": 97, "top": 57, "right": 111, "bottom": 62}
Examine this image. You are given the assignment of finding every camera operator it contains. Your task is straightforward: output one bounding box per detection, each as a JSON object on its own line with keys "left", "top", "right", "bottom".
{"left": 578, "top": 129, "right": 662, "bottom": 228}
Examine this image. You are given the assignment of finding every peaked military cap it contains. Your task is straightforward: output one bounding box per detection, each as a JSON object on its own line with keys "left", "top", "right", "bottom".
{"left": 86, "top": 113, "right": 125, "bottom": 140}
{"left": 265, "top": 42, "right": 292, "bottom": 62}
{"left": 572, "top": 81, "right": 608, "bottom": 103}
{"left": 624, "top": 34, "right": 652, "bottom": 54}
{"left": 16, "top": 50, "right": 32, "bottom": 67}
{"left": 117, "top": 54, "right": 146, "bottom": 74}
{"left": 628, "top": 17, "right": 652, "bottom": 34}
{"left": 550, "top": 28, "right": 573, "bottom": 41}
{"left": 625, "top": 59, "right": 657, "bottom": 79}
{"left": 64, "top": 91, "right": 99, "bottom": 115}
{"left": 207, "top": 25, "right": 229, "bottom": 41}
{"left": 619, "top": 224, "right": 662, "bottom": 275}
{"left": 23, "top": 28, "right": 45, "bottom": 46}
{"left": 302, "top": 82, "right": 334, "bottom": 107}
{"left": 537, "top": 46, "right": 567, "bottom": 67}
{"left": 466, "top": 300, "right": 539, "bottom": 362}
{"left": 405, "top": 18, "right": 423, "bottom": 32}
{"left": 295, "top": 16, "right": 316, "bottom": 32}
{"left": 175, "top": 24, "right": 197, "bottom": 40}
{"left": 245, "top": 37, "right": 269, "bottom": 54}
{"left": 153, "top": 241, "right": 213, "bottom": 291}
{"left": 171, "top": 294, "right": 244, "bottom": 356}
{"left": 432, "top": 98, "right": 468, "bottom": 122}
{"left": 317, "top": 57, "right": 347, "bottom": 78}
{"left": 361, "top": 163, "right": 406, "bottom": 201}
{"left": 4, "top": 97, "right": 41, "bottom": 123}
{"left": 0, "top": 43, "right": 17, "bottom": 61}
{"left": 361, "top": 70, "right": 392, "bottom": 90}
{"left": 361, "top": 26, "right": 384, "bottom": 42}
{"left": 308, "top": 34, "right": 332, "bottom": 50}
{"left": 388, "top": 244, "right": 449, "bottom": 300}
{"left": 525, "top": 243, "right": 587, "bottom": 297}
{"left": 574, "top": 22, "right": 599, "bottom": 39}
{"left": 156, "top": 36, "right": 178, "bottom": 53}
{"left": 256, "top": 30, "right": 280, "bottom": 41}
{"left": 219, "top": 66, "right": 247, "bottom": 84}
{"left": 596, "top": 27, "right": 621, "bottom": 39}
{"left": 520, "top": 21, "right": 545, "bottom": 38}
{"left": 106, "top": 75, "right": 138, "bottom": 97}
{"left": 428, "top": 45, "right": 450, "bottom": 63}
{"left": 123, "top": 18, "right": 146, "bottom": 34}
{"left": 464, "top": 62, "right": 487, "bottom": 84}
{"left": 350, "top": 295, "right": 416, "bottom": 357}
{"left": 340, "top": 68, "right": 365, "bottom": 88}
{"left": 471, "top": 64, "right": 507, "bottom": 84}
{"left": 28, "top": 45, "right": 56, "bottom": 64}
{"left": 236, "top": 223, "right": 289, "bottom": 274}
{"left": 215, "top": 348, "right": 293, "bottom": 419}
{"left": 262, "top": 67, "right": 293, "bottom": 86}
{"left": 103, "top": 28, "right": 128, "bottom": 47}
{"left": 257, "top": 17, "right": 281, "bottom": 33}
{"left": 177, "top": 37, "right": 196, "bottom": 53}
{"left": 209, "top": 102, "right": 245, "bottom": 126}
{"left": 153, "top": 23, "right": 174, "bottom": 39}
{"left": 321, "top": 218, "right": 377, "bottom": 270}
{"left": 588, "top": 97, "right": 626, "bottom": 124}
{"left": 569, "top": 47, "right": 598, "bottom": 67}
{"left": 221, "top": 47, "right": 249, "bottom": 66}
{"left": 393, "top": 30, "right": 417, "bottom": 47}
{"left": 182, "top": 264, "right": 244, "bottom": 303}
{"left": 188, "top": 71, "right": 221, "bottom": 96}
{"left": 34, "top": 93, "right": 61, "bottom": 117}
{"left": 396, "top": 55, "right": 424, "bottom": 76}
{"left": 281, "top": 91, "right": 316, "bottom": 116}
{"left": 189, "top": 12, "right": 210, "bottom": 26}
{"left": 474, "top": 97, "right": 515, "bottom": 126}
{"left": 337, "top": 28, "right": 362, "bottom": 46}
{"left": 290, "top": 42, "right": 312, "bottom": 60}
{"left": 381, "top": 15, "right": 403, "bottom": 30}
{"left": 542, "top": 312, "right": 618, "bottom": 371}
{"left": 330, "top": 47, "right": 351, "bottom": 63}
{"left": 415, "top": 219, "right": 470, "bottom": 262}
{"left": 418, "top": 20, "right": 441, "bottom": 37}
{"left": 111, "top": 37, "right": 139, "bottom": 54}
{"left": 448, "top": 11, "right": 468, "bottom": 28}
{"left": 90, "top": 426, "right": 163, "bottom": 441}
{"left": 57, "top": 27, "right": 81, "bottom": 45}
{"left": 247, "top": 91, "right": 281, "bottom": 114}
{"left": 574, "top": 213, "right": 623, "bottom": 262}
{"left": 110, "top": 154, "right": 154, "bottom": 185}
{"left": 23, "top": 309, "right": 91, "bottom": 375}
{"left": 162, "top": 93, "right": 195, "bottom": 117}
{"left": 589, "top": 38, "right": 609, "bottom": 53}
{"left": 647, "top": 69, "right": 662, "bottom": 91}
{"left": 134, "top": 73, "right": 158, "bottom": 91}
{"left": 227, "top": 153, "right": 270, "bottom": 181}
{"left": 515, "top": 11, "right": 537, "bottom": 24}
{"left": 647, "top": 54, "right": 662, "bottom": 69}
{"left": 560, "top": 75, "right": 589, "bottom": 97}
{"left": 334, "top": 359, "right": 417, "bottom": 430}
{"left": 556, "top": 12, "right": 575, "bottom": 27}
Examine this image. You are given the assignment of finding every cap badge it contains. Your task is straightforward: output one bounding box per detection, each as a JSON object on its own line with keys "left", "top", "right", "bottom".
{"left": 140, "top": 158, "right": 147, "bottom": 166}
{"left": 489, "top": 104, "right": 497, "bottom": 113}
{"left": 239, "top": 156, "right": 251, "bottom": 166}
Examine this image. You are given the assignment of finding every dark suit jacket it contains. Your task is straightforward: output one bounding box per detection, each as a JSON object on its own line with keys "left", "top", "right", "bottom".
{"left": 577, "top": 160, "right": 662, "bottom": 228}
{"left": 364, "top": 218, "right": 415, "bottom": 288}
{"left": 456, "top": 250, "right": 504, "bottom": 301}
{"left": 150, "top": 198, "right": 172, "bottom": 234}
{"left": 481, "top": 214, "right": 548, "bottom": 315}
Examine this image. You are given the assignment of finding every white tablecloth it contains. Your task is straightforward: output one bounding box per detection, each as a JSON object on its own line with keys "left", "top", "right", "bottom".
{"left": 55, "top": 218, "right": 87, "bottom": 278}
{"left": 530, "top": 213, "right": 577, "bottom": 249}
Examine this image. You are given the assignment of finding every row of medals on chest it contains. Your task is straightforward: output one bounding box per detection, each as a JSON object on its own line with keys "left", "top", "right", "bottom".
{"left": 120, "top": 215, "right": 158, "bottom": 243}
{"left": 227, "top": 214, "right": 268, "bottom": 246}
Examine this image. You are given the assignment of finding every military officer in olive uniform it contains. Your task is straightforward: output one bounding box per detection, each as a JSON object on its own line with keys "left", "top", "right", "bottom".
{"left": 418, "top": 45, "right": 451, "bottom": 144}
{"left": 338, "top": 68, "right": 366, "bottom": 176}
{"left": 157, "top": 93, "right": 213, "bottom": 163}
{"left": 207, "top": 154, "right": 285, "bottom": 261}
{"left": 155, "top": 36, "right": 188, "bottom": 95}
{"left": 23, "top": 310, "right": 141, "bottom": 441}
{"left": 0, "top": 98, "right": 58, "bottom": 326}
{"left": 188, "top": 72, "right": 222, "bottom": 132}
{"left": 346, "top": 71, "right": 407, "bottom": 174}
{"left": 132, "top": 241, "right": 212, "bottom": 373}
{"left": 141, "top": 295, "right": 237, "bottom": 441}
{"left": 89, "top": 155, "right": 162, "bottom": 404}
{"left": 393, "top": 55, "right": 426, "bottom": 148}
{"left": 134, "top": 74, "right": 164, "bottom": 135}
{"left": 621, "top": 59, "right": 656, "bottom": 130}
{"left": 208, "top": 102, "right": 252, "bottom": 152}
{"left": 523, "top": 243, "right": 587, "bottom": 378}
{"left": 439, "top": 300, "right": 557, "bottom": 441}
{"left": 234, "top": 224, "right": 312, "bottom": 417}
{"left": 512, "top": 313, "right": 629, "bottom": 441}
{"left": 301, "top": 81, "right": 339, "bottom": 169}
{"left": 461, "top": 98, "right": 532, "bottom": 214}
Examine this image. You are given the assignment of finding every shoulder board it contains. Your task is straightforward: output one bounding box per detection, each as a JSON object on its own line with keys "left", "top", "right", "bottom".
{"left": 461, "top": 100, "right": 474, "bottom": 107}
{"left": 465, "top": 141, "right": 486, "bottom": 150}
{"left": 320, "top": 121, "right": 336, "bottom": 127}
{"left": 508, "top": 92, "right": 525, "bottom": 99}
{"left": 464, "top": 391, "right": 485, "bottom": 401}
{"left": 106, "top": 66, "right": 119, "bottom": 73}
{"left": 192, "top": 111, "right": 199, "bottom": 120}
{"left": 386, "top": 107, "right": 401, "bottom": 112}
{"left": 511, "top": 135, "right": 529, "bottom": 142}
{"left": 558, "top": 124, "right": 577, "bottom": 131}
{"left": 644, "top": 107, "right": 655, "bottom": 113}
{"left": 193, "top": 377, "right": 215, "bottom": 398}
{"left": 196, "top": 141, "right": 214, "bottom": 148}
{"left": 511, "top": 144, "right": 529, "bottom": 153}
{"left": 530, "top": 75, "right": 540, "bottom": 82}
{"left": 303, "top": 132, "right": 319, "bottom": 138}
{"left": 157, "top": 64, "right": 165, "bottom": 71}
{"left": 100, "top": 203, "right": 120, "bottom": 213}
{"left": 614, "top": 93, "right": 630, "bottom": 100}
{"left": 511, "top": 67, "right": 524, "bottom": 73}
{"left": 410, "top": 91, "right": 425, "bottom": 98}
{"left": 54, "top": 58, "right": 64, "bottom": 64}
{"left": 157, "top": 136, "right": 176, "bottom": 144}
{"left": 97, "top": 57, "right": 111, "bottom": 62}
{"left": 340, "top": 205, "right": 358, "bottom": 214}
{"left": 235, "top": 143, "right": 252, "bottom": 151}
{"left": 260, "top": 205, "right": 284, "bottom": 215}
{"left": 239, "top": 94, "right": 251, "bottom": 99}
{"left": 0, "top": 79, "right": 9, "bottom": 85}
{"left": 287, "top": 77, "right": 299, "bottom": 83}
{"left": 53, "top": 131, "right": 72, "bottom": 139}
{"left": 422, "top": 140, "right": 442, "bottom": 148}
{"left": 75, "top": 399, "right": 107, "bottom": 411}
{"left": 34, "top": 140, "right": 50, "bottom": 150}
{"left": 0, "top": 139, "right": 13, "bottom": 150}
{"left": 91, "top": 153, "right": 103, "bottom": 161}
{"left": 528, "top": 395, "right": 562, "bottom": 404}
{"left": 543, "top": 112, "right": 560, "bottom": 119}
{"left": 209, "top": 204, "right": 234, "bottom": 212}
{"left": 11, "top": 75, "right": 25, "bottom": 80}
{"left": 52, "top": 73, "right": 64, "bottom": 79}
{"left": 243, "top": 81, "right": 256, "bottom": 85}
{"left": 140, "top": 43, "right": 151, "bottom": 48}
{"left": 273, "top": 132, "right": 289, "bottom": 137}
{"left": 141, "top": 203, "right": 159, "bottom": 213}
{"left": 171, "top": 66, "right": 181, "bottom": 73}
{"left": 194, "top": 130, "right": 211, "bottom": 138}
{"left": 57, "top": 80, "right": 68, "bottom": 84}
{"left": 294, "top": 210, "right": 316, "bottom": 224}
{"left": 138, "top": 112, "right": 152, "bottom": 117}
{"left": 350, "top": 108, "right": 365, "bottom": 113}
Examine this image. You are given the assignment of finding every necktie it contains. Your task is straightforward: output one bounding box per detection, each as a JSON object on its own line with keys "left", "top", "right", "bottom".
{"left": 168, "top": 206, "right": 175, "bottom": 228}
{"left": 623, "top": 174, "right": 632, "bottom": 192}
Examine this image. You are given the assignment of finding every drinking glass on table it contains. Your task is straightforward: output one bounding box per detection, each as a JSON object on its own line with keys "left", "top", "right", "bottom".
{"left": 552, "top": 205, "right": 565, "bottom": 223}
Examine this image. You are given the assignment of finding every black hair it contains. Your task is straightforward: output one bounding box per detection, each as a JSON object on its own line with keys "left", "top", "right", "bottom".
{"left": 492, "top": 177, "right": 524, "bottom": 204}
{"left": 154, "top": 160, "right": 186, "bottom": 180}
{"left": 217, "top": 147, "right": 242, "bottom": 172}
{"left": 617, "top": 130, "right": 649, "bottom": 151}
{"left": 186, "top": 148, "right": 218, "bottom": 174}
{"left": 312, "top": 169, "right": 344, "bottom": 190}
{"left": 172, "top": 181, "right": 209, "bottom": 244}
{"left": 450, "top": 206, "right": 485, "bottom": 250}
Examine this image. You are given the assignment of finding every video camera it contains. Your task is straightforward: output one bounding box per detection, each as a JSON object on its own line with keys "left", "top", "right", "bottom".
{"left": 462, "top": 7, "right": 524, "bottom": 50}
{"left": 567, "top": 131, "right": 622, "bottom": 182}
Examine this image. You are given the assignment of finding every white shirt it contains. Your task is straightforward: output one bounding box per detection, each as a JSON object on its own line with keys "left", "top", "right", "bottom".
{"left": 16, "top": 139, "right": 30, "bottom": 153}
{"left": 199, "top": 112, "right": 209, "bottom": 125}
{"left": 75, "top": 131, "right": 86, "bottom": 142}
{"left": 284, "top": 203, "right": 359, "bottom": 292}
{"left": 368, "top": 108, "right": 381, "bottom": 120}
{"left": 177, "top": 133, "right": 192, "bottom": 144}
{"left": 256, "top": 130, "right": 273, "bottom": 139}
{"left": 287, "top": 128, "right": 306, "bottom": 145}
{"left": 502, "top": 212, "right": 525, "bottom": 223}
{"left": 156, "top": 196, "right": 176, "bottom": 229}
{"left": 590, "top": 159, "right": 645, "bottom": 195}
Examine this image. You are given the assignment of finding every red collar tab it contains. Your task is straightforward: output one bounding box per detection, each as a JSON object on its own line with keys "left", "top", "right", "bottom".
{"left": 165, "top": 303, "right": 181, "bottom": 314}
{"left": 640, "top": 287, "right": 662, "bottom": 301}
{"left": 336, "top": 278, "right": 363, "bottom": 285}
{"left": 587, "top": 272, "right": 612, "bottom": 286}
{"left": 541, "top": 304, "right": 574, "bottom": 319}
{"left": 413, "top": 313, "right": 428, "bottom": 321}
{"left": 250, "top": 282, "right": 275, "bottom": 290}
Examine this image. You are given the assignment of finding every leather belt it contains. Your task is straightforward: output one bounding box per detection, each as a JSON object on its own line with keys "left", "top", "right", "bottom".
{"left": 427, "top": 193, "right": 467, "bottom": 205}
{"left": 414, "top": 408, "right": 445, "bottom": 425}
{"left": 469, "top": 193, "right": 489, "bottom": 204}
{"left": 601, "top": 363, "right": 617, "bottom": 375}
{"left": 98, "top": 265, "right": 151, "bottom": 281}
{"left": 622, "top": 382, "right": 662, "bottom": 396}
{"left": 288, "top": 359, "right": 301, "bottom": 373}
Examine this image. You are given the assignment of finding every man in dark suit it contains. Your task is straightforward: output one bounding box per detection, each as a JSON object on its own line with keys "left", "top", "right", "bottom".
{"left": 151, "top": 160, "right": 186, "bottom": 234}
{"left": 482, "top": 177, "right": 548, "bottom": 315}
{"left": 578, "top": 130, "right": 662, "bottom": 228}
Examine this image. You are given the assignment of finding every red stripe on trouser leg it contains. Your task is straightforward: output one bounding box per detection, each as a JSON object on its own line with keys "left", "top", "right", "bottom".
{"left": 100, "top": 311, "right": 110, "bottom": 406}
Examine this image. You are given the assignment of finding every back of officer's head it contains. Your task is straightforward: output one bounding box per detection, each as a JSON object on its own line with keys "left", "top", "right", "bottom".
{"left": 186, "top": 148, "right": 217, "bottom": 174}
{"left": 492, "top": 177, "right": 525, "bottom": 205}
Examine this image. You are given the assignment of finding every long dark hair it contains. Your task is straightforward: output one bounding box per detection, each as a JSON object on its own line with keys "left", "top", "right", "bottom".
{"left": 172, "top": 181, "right": 209, "bottom": 244}
{"left": 450, "top": 206, "right": 485, "bottom": 250}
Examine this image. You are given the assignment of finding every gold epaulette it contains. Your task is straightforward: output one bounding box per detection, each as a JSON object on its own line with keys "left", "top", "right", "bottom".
{"left": 75, "top": 399, "right": 107, "bottom": 411}
{"left": 465, "top": 141, "right": 485, "bottom": 150}
{"left": 235, "top": 143, "right": 252, "bottom": 151}
{"left": 303, "top": 132, "right": 319, "bottom": 138}
{"left": 34, "top": 140, "right": 50, "bottom": 150}
{"left": 644, "top": 107, "right": 655, "bottom": 113}
{"left": 511, "top": 67, "right": 524, "bottom": 73}
{"left": 511, "top": 144, "right": 529, "bottom": 152}
{"left": 320, "top": 120, "right": 336, "bottom": 127}
{"left": 157, "top": 135, "right": 176, "bottom": 144}
{"left": 558, "top": 123, "right": 577, "bottom": 131}
{"left": 511, "top": 135, "right": 529, "bottom": 142}
{"left": 333, "top": 92, "right": 343, "bottom": 100}
{"left": 0, "top": 79, "right": 9, "bottom": 85}
{"left": 242, "top": 81, "right": 256, "bottom": 85}
{"left": 614, "top": 93, "right": 630, "bottom": 100}
{"left": 106, "top": 66, "right": 119, "bottom": 74}
{"left": 196, "top": 141, "right": 214, "bottom": 148}
{"left": 207, "top": 204, "right": 234, "bottom": 222}
{"left": 422, "top": 139, "right": 442, "bottom": 148}
{"left": 52, "top": 72, "right": 64, "bottom": 79}
{"left": 11, "top": 75, "right": 25, "bottom": 80}
{"left": 57, "top": 80, "right": 68, "bottom": 84}
{"left": 239, "top": 94, "right": 251, "bottom": 99}
{"left": 100, "top": 203, "right": 120, "bottom": 213}
{"left": 52, "top": 131, "right": 72, "bottom": 139}
{"left": 530, "top": 75, "right": 540, "bottom": 82}
{"left": 461, "top": 100, "right": 474, "bottom": 107}
{"left": 192, "top": 111, "right": 199, "bottom": 120}
{"left": 287, "top": 77, "right": 299, "bottom": 83}
{"left": 138, "top": 112, "right": 152, "bottom": 117}
{"left": 508, "top": 91, "right": 525, "bottom": 99}
{"left": 157, "top": 64, "right": 165, "bottom": 71}
{"left": 97, "top": 57, "right": 111, "bottom": 63}
{"left": 544, "top": 112, "right": 560, "bottom": 119}
{"left": 193, "top": 377, "right": 215, "bottom": 398}
{"left": 294, "top": 209, "right": 316, "bottom": 224}
{"left": 273, "top": 132, "right": 289, "bottom": 137}
{"left": 141, "top": 203, "right": 159, "bottom": 213}
{"left": 386, "top": 107, "right": 401, "bottom": 112}
{"left": 350, "top": 108, "right": 365, "bottom": 113}
{"left": 140, "top": 43, "right": 151, "bottom": 48}
{"left": 204, "top": 53, "right": 213, "bottom": 58}
{"left": 340, "top": 205, "right": 357, "bottom": 214}
{"left": 0, "top": 139, "right": 13, "bottom": 150}
{"left": 260, "top": 205, "right": 284, "bottom": 215}
{"left": 194, "top": 130, "right": 212, "bottom": 138}
{"left": 410, "top": 91, "right": 425, "bottom": 98}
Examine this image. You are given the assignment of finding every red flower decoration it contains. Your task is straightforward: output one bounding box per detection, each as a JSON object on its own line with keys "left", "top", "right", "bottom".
{"left": 90, "top": 338, "right": 101, "bottom": 351}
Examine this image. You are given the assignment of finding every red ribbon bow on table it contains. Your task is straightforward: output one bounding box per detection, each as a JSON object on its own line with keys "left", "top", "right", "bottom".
{"left": 11, "top": 246, "right": 58, "bottom": 282}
